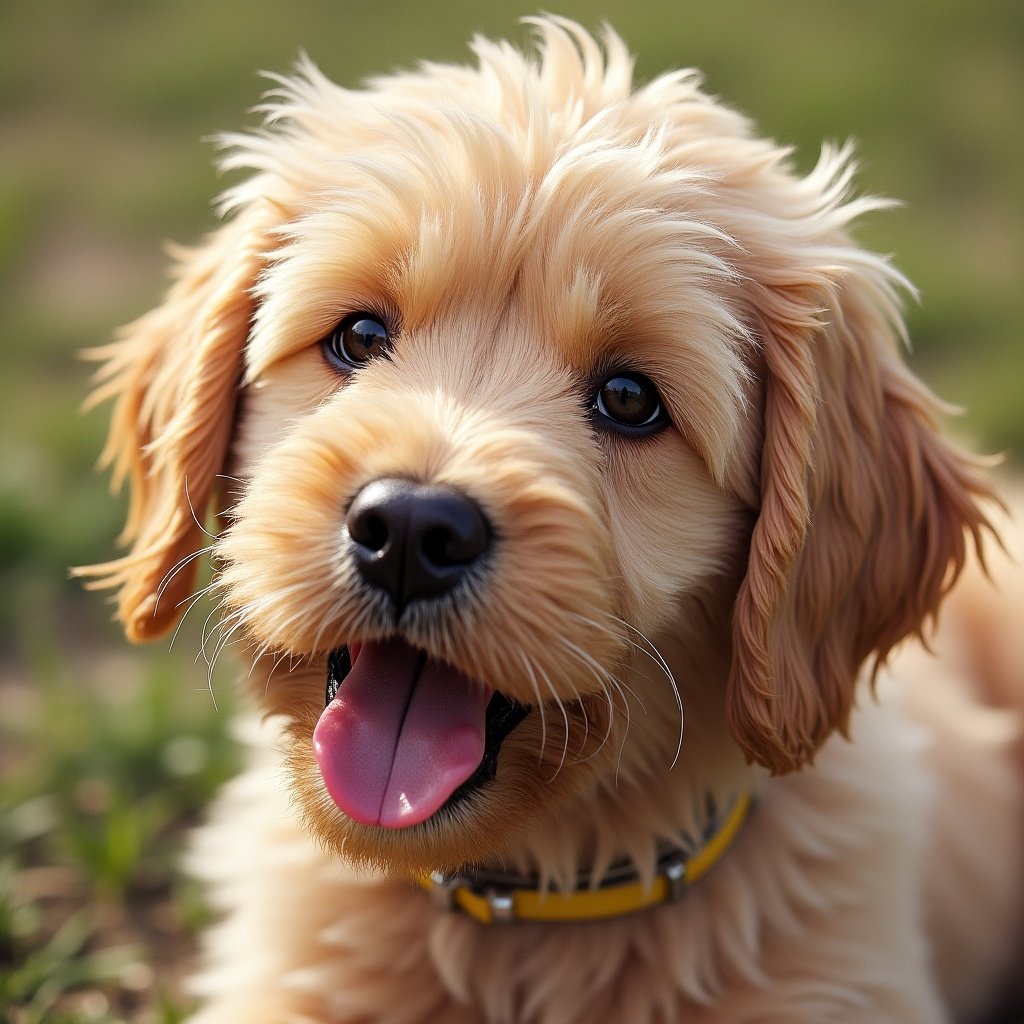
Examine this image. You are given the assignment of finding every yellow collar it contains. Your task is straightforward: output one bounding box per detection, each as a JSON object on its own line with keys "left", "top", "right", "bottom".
{"left": 418, "top": 791, "right": 753, "bottom": 924}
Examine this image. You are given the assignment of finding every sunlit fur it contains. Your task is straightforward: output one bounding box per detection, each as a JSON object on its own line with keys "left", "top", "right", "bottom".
{"left": 83, "top": 18, "right": 1024, "bottom": 1023}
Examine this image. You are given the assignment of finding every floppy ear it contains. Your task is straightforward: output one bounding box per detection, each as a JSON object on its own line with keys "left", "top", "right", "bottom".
{"left": 728, "top": 263, "right": 996, "bottom": 774}
{"left": 79, "top": 207, "right": 273, "bottom": 641}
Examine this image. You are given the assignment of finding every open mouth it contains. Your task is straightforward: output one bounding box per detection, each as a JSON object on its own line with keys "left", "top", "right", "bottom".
{"left": 313, "top": 640, "right": 528, "bottom": 829}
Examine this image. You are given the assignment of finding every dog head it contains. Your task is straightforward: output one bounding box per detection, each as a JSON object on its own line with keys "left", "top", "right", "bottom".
{"left": 84, "top": 19, "right": 994, "bottom": 872}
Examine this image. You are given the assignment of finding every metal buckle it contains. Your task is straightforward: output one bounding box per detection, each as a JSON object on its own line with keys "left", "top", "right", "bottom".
{"left": 427, "top": 873, "right": 517, "bottom": 922}
{"left": 484, "top": 888, "right": 516, "bottom": 923}
{"left": 662, "top": 854, "right": 687, "bottom": 902}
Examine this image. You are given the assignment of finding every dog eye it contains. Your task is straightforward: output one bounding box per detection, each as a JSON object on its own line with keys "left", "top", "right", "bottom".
{"left": 322, "top": 313, "right": 392, "bottom": 370}
{"left": 593, "top": 373, "right": 668, "bottom": 434}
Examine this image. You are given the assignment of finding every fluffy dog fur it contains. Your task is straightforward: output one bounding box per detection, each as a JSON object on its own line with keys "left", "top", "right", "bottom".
{"left": 84, "top": 18, "right": 1024, "bottom": 1023}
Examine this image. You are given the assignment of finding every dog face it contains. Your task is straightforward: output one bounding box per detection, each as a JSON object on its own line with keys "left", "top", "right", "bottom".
{"left": 214, "top": 148, "right": 753, "bottom": 866}
{"left": 85, "top": 19, "right": 992, "bottom": 873}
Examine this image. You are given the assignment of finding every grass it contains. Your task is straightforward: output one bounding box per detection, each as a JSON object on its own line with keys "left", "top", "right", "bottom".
{"left": 2, "top": 635, "right": 238, "bottom": 1022}
{"left": 1, "top": 0, "right": 1022, "bottom": 1019}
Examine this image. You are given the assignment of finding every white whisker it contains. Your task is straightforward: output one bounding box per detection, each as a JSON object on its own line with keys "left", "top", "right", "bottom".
{"left": 571, "top": 610, "right": 685, "bottom": 769}
{"left": 198, "top": 603, "right": 229, "bottom": 668}
{"left": 535, "top": 661, "right": 571, "bottom": 782}
{"left": 202, "top": 606, "right": 244, "bottom": 677}
{"left": 610, "top": 678, "right": 632, "bottom": 787}
{"left": 517, "top": 650, "right": 548, "bottom": 763}
{"left": 155, "top": 545, "right": 213, "bottom": 612}
{"left": 183, "top": 474, "right": 221, "bottom": 542}
{"left": 206, "top": 614, "right": 249, "bottom": 704}
{"left": 262, "top": 649, "right": 291, "bottom": 695}
{"left": 618, "top": 617, "right": 685, "bottom": 769}
{"left": 556, "top": 641, "right": 619, "bottom": 762}
{"left": 166, "top": 582, "right": 216, "bottom": 652}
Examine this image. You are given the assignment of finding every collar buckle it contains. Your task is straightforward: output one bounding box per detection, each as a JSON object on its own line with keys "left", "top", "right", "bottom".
{"left": 426, "top": 869, "right": 519, "bottom": 921}
{"left": 485, "top": 889, "right": 516, "bottom": 922}
{"left": 662, "top": 853, "right": 688, "bottom": 902}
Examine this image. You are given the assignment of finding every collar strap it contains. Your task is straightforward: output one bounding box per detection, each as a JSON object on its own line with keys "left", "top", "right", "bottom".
{"left": 418, "top": 791, "right": 753, "bottom": 924}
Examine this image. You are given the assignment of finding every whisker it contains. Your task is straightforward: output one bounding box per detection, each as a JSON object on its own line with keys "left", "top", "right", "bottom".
{"left": 602, "top": 672, "right": 647, "bottom": 716}
{"left": 612, "top": 682, "right": 630, "bottom": 786}
{"left": 554, "top": 639, "right": 613, "bottom": 758}
{"left": 571, "top": 680, "right": 590, "bottom": 755}
{"left": 561, "top": 635, "right": 636, "bottom": 706}
{"left": 555, "top": 614, "right": 638, "bottom": 781}
{"left": 517, "top": 650, "right": 548, "bottom": 763}
{"left": 551, "top": 619, "right": 631, "bottom": 765}
{"left": 245, "top": 640, "right": 289, "bottom": 694}
{"left": 200, "top": 590, "right": 248, "bottom": 668}
{"left": 197, "top": 602, "right": 228, "bottom": 668}
{"left": 155, "top": 545, "right": 213, "bottom": 612}
{"left": 595, "top": 683, "right": 617, "bottom": 757}
{"left": 561, "top": 633, "right": 648, "bottom": 743}
{"left": 261, "top": 649, "right": 292, "bottom": 696}
{"left": 536, "top": 661, "right": 570, "bottom": 783}
{"left": 202, "top": 607, "right": 244, "bottom": 679}
{"left": 166, "top": 582, "right": 216, "bottom": 652}
{"left": 191, "top": 684, "right": 220, "bottom": 713}
{"left": 184, "top": 475, "right": 222, "bottom": 542}
{"left": 617, "top": 617, "right": 685, "bottom": 770}
{"left": 309, "top": 602, "right": 347, "bottom": 663}
{"left": 206, "top": 614, "right": 249, "bottom": 704}
{"left": 571, "top": 610, "right": 685, "bottom": 769}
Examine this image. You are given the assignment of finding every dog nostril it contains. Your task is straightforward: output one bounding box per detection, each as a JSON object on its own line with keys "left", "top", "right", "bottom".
{"left": 421, "top": 515, "right": 488, "bottom": 568}
{"left": 346, "top": 482, "right": 399, "bottom": 555}
{"left": 355, "top": 512, "right": 389, "bottom": 553}
{"left": 422, "top": 527, "right": 454, "bottom": 567}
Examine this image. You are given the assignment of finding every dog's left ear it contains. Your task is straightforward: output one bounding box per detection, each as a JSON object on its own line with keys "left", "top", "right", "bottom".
{"left": 79, "top": 205, "right": 274, "bottom": 641}
{"left": 728, "top": 250, "right": 996, "bottom": 774}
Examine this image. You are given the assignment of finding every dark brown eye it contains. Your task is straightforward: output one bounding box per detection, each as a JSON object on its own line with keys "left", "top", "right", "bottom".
{"left": 593, "top": 373, "right": 668, "bottom": 434}
{"left": 323, "top": 312, "right": 391, "bottom": 370}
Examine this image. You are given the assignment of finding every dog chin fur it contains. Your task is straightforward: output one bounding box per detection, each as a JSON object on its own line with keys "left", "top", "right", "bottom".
{"left": 84, "top": 17, "right": 1024, "bottom": 1024}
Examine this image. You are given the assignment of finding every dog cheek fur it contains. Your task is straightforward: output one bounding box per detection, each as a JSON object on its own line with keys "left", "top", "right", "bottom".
{"left": 602, "top": 433, "right": 751, "bottom": 635}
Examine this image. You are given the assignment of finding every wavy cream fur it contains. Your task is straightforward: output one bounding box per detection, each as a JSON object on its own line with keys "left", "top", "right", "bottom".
{"left": 86, "top": 18, "right": 1023, "bottom": 1023}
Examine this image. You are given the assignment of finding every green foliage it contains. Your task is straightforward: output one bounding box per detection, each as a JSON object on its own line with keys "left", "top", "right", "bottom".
{"left": 1, "top": 638, "right": 238, "bottom": 1021}
{"left": 0, "top": 900, "right": 137, "bottom": 1023}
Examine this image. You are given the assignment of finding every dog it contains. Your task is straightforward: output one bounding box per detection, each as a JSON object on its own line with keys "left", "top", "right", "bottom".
{"left": 82, "top": 17, "right": 1024, "bottom": 1023}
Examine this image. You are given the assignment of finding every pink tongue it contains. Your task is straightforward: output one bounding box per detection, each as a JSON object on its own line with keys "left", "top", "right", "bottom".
{"left": 313, "top": 639, "right": 490, "bottom": 829}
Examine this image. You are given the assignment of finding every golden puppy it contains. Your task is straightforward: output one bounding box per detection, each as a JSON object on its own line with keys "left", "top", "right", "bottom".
{"left": 84, "top": 18, "right": 1024, "bottom": 1023}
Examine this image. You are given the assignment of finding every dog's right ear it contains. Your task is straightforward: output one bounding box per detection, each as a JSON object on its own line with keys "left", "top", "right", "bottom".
{"left": 78, "top": 207, "right": 273, "bottom": 641}
{"left": 727, "top": 263, "right": 994, "bottom": 775}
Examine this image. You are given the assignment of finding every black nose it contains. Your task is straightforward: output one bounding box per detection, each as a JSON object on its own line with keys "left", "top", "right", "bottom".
{"left": 345, "top": 478, "right": 491, "bottom": 610}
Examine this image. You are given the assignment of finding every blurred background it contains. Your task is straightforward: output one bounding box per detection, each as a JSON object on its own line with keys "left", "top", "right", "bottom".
{"left": 1, "top": 1, "right": 1021, "bottom": 1020}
